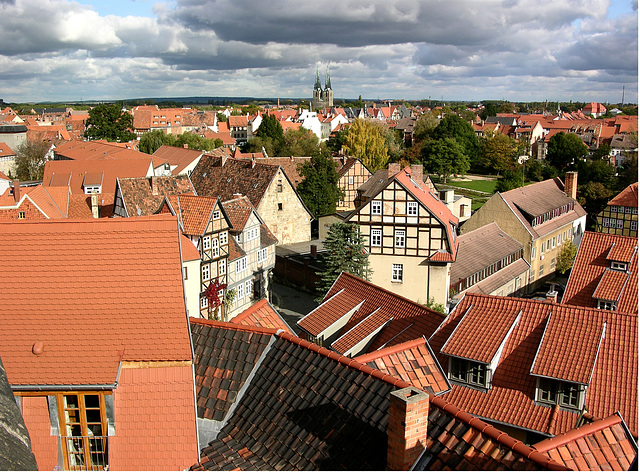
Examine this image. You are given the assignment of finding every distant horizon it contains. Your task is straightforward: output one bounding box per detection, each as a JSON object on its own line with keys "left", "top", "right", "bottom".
{"left": 0, "top": 1, "right": 636, "bottom": 104}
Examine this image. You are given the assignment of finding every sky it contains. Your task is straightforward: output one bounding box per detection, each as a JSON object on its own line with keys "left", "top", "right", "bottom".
{"left": 0, "top": 0, "right": 637, "bottom": 104}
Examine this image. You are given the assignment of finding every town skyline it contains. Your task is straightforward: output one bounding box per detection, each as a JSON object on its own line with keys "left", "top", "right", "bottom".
{"left": 0, "top": 0, "right": 637, "bottom": 104}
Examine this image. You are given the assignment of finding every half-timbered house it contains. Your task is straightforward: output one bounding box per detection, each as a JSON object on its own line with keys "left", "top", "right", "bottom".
{"left": 346, "top": 163, "right": 458, "bottom": 306}
{"left": 161, "top": 195, "right": 232, "bottom": 319}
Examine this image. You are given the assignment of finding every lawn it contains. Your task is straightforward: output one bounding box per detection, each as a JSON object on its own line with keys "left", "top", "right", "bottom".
{"left": 446, "top": 179, "right": 497, "bottom": 194}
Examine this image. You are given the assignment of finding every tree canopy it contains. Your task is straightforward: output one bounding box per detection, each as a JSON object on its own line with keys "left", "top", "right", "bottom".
{"left": 255, "top": 114, "right": 284, "bottom": 142}
{"left": 479, "top": 132, "right": 518, "bottom": 174}
{"left": 14, "top": 140, "right": 51, "bottom": 180}
{"left": 296, "top": 149, "right": 344, "bottom": 219}
{"left": 280, "top": 127, "right": 320, "bottom": 157}
{"left": 344, "top": 118, "right": 389, "bottom": 172}
{"left": 420, "top": 137, "right": 469, "bottom": 183}
{"left": 547, "top": 132, "right": 588, "bottom": 169}
{"left": 84, "top": 103, "right": 136, "bottom": 142}
{"left": 139, "top": 130, "right": 222, "bottom": 154}
{"left": 432, "top": 114, "right": 479, "bottom": 162}
{"left": 316, "top": 222, "right": 371, "bottom": 301}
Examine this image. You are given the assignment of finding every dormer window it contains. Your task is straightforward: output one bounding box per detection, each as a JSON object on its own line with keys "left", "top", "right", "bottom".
{"left": 596, "top": 300, "right": 617, "bottom": 311}
{"left": 536, "top": 377, "right": 584, "bottom": 409}
{"left": 611, "top": 261, "right": 628, "bottom": 271}
{"left": 84, "top": 185, "right": 101, "bottom": 194}
{"left": 449, "top": 357, "right": 488, "bottom": 388}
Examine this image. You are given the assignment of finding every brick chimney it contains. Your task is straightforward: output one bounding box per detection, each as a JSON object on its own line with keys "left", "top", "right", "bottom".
{"left": 12, "top": 180, "right": 20, "bottom": 203}
{"left": 565, "top": 171, "right": 577, "bottom": 200}
{"left": 151, "top": 176, "right": 159, "bottom": 195}
{"left": 410, "top": 164, "right": 423, "bottom": 184}
{"left": 388, "top": 163, "right": 401, "bottom": 178}
{"left": 387, "top": 386, "right": 429, "bottom": 471}
{"left": 545, "top": 290, "right": 558, "bottom": 304}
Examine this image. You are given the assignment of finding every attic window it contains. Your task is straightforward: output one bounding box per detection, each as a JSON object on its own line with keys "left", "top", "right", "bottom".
{"left": 596, "top": 300, "right": 617, "bottom": 311}
{"left": 611, "top": 261, "right": 628, "bottom": 271}
{"left": 536, "top": 377, "right": 583, "bottom": 409}
{"left": 450, "top": 357, "right": 488, "bottom": 388}
{"left": 227, "top": 177, "right": 232, "bottom": 183}
{"left": 18, "top": 211, "right": 25, "bottom": 219}
{"left": 277, "top": 180, "right": 283, "bottom": 192}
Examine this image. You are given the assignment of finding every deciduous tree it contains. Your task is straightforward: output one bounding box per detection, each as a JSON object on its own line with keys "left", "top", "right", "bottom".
{"left": 480, "top": 131, "right": 518, "bottom": 174}
{"left": 84, "top": 103, "right": 136, "bottom": 142}
{"left": 316, "top": 222, "right": 371, "bottom": 301}
{"left": 279, "top": 127, "right": 320, "bottom": 157}
{"left": 344, "top": 118, "right": 389, "bottom": 172}
{"left": 556, "top": 241, "right": 578, "bottom": 275}
{"left": 547, "top": 132, "right": 587, "bottom": 169}
{"left": 14, "top": 140, "right": 51, "bottom": 180}
{"left": 296, "top": 150, "right": 344, "bottom": 219}
{"left": 139, "top": 130, "right": 176, "bottom": 154}
{"left": 421, "top": 137, "right": 469, "bottom": 183}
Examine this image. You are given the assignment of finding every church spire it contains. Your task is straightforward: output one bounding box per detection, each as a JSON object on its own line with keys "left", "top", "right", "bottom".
{"left": 314, "top": 65, "right": 322, "bottom": 91}
{"left": 325, "top": 65, "right": 332, "bottom": 90}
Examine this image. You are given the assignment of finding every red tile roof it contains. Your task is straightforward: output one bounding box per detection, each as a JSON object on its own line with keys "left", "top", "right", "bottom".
{"left": 355, "top": 337, "right": 451, "bottom": 396}
{"left": 606, "top": 240, "right": 636, "bottom": 264}
{"left": 231, "top": 298, "right": 294, "bottom": 334}
{"left": 430, "top": 293, "right": 637, "bottom": 437}
{"left": 299, "top": 272, "right": 447, "bottom": 354}
{"left": 563, "top": 232, "right": 638, "bottom": 314}
{"left": 221, "top": 195, "right": 254, "bottom": 231}
{"left": 151, "top": 145, "right": 203, "bottom": 175}
{"left": 534, "top": 413, "right": 637, "bottom": 471}
{"left": 0, "top": 215, "right": 192, "bottom": 387}
{"left": 331, "top": 307, "right": 392, "bottom": 355}
{"left": 181, "top": 234, "right": 201, "bottom": 262}
{"left": 591, "top": 269, "right": 630, "bottom": 302}
{"left": 117, "top": 175, "right": 195, "bottom": 217}
{"left": 168, "top": 194, "right": 221, "bottom": 236}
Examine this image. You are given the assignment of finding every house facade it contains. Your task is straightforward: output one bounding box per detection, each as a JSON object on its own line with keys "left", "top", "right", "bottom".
{"left": 460, "top": 173, "right": 586, "bottom": 289}
{"left": 596, "top": 182, "right": 638, "bottom": 238}
{"left": 222, "top": 196, "right": 277, "bottom": 319}
{"left": 335, "top": 156, "right": 372, "bottom": 211}
{"left": 346, "top": 164, "right": 458, "bottom": 306}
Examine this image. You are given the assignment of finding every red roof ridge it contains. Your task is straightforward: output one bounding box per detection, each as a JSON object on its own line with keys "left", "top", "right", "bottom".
{"left": 277, "top": 330, "right": 412, "bottom": 389}
{"left": 188, "top": 317, "right": 280, "bottom": 336}
{"left": 429, "top": 395, "right": 569, "bottom": 470}
{"left": 534, "top": 412, "right": 625, "bottom": 453}
{"left": 353, "top": 337, "right": 426, "bottom": 363}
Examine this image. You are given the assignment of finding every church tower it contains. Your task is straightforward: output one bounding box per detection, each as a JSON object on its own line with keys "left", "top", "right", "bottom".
{"left": 323, "top": 66, "right": 334, "bottom": 108}
{"left": 312, "top": 64, "right": 334, "bottom": 109}
{"left": 312, "top": 66, "right": 323, "bottom": 109}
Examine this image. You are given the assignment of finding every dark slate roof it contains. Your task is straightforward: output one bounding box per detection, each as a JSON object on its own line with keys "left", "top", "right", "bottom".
{"left": 118, "top": 175, "right": 195, "bottom": 216}
{"left": 0, "top": 357, "right": 37, "bottom": 471}
{"left": 189, "top": 321, "right": 566, "bottom": 471}
{"left": 191, "top": 156, "right": 280, "bottom": 208}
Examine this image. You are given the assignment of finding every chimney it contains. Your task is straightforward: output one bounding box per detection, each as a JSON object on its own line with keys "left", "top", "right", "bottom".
{"left": 410, "top": 164, "right": 423, "bottom": 183}
{"left": 387, "top": 387, "right": 429, "bottom": 471}
{"left": 183, "top": 144, "right": 188, "bottom": 149}
{"left": 545, "top": 290, "right": 558, "bottom": 304}
{"left": 151, "top": 176, "right": 159, "bottom": 195}
{"left": 12, "top": 180, "right": 20, "bottom": 203}
{"left": 310, "top": 244, "right": 317, "bottom": 258}
{"left": 251, "top": 156, "right": 256, "bottom": 169}
{"left": 388, "top": 163, "right": 402, "bottom": 178}
{"left": 564, "top": 171, "right": 577, "bottom": 200}
{"left": 91, "top": 192, "right": 99, "bottom": 219}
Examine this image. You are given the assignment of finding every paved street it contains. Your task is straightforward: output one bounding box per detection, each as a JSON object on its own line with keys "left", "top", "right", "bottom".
{"left": 270, "top": 281, "right": 318, "bottom": 334}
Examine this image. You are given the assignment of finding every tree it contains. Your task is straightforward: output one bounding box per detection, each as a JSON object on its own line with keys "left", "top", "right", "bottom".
{"left": 547, "top": 132, "right": 587, "bottom": 169}
{"left": 256, "top": 114, "right": 284, "bottom": 142}
{"left": 421, "top": 137, "right": 469, "bottom": 183}
{"left": 432, "top": 114, "right": 479, "bottom": 162}
{"left": 296, "top": 150, "right": 344, "bottom": 219}
{"left": 413, "top": 111, "right": 439, "bottom": 142}
{"left": 175, "top": 132, "right": 222, "bottom": 151}
{"left": 139, "top": 130, "right": 176, "bottom": 154}
{"left": 14, "top": 140, "right": 51, "bottom": 180}
{"left": 84, "top": 103, "right": 136, "bottom": 142}
{"left": 344, "top": 118, "right": 389, "bottom": 171}
{"left": 495, "top": 168, "right": 522, "bottom": 192}
{"left": 279, "top": 127, "right": 320, "bottom": 157}
{"left": 578, "top": 181, "right": 613, "bottom": 230}
{"left": 618, "top": 153, "right": 638, "bottom": 190}
{"left": 556, "top": 241, "right": 578, "bottom": 275}
{"left": 316, "top": 222, "right": 371, "bottom": 301}
{"left": 479, "top": 132, "right": 518, "bottom": 174}
{"left": 325, "top": 128, "right": 348, "bottom": 153}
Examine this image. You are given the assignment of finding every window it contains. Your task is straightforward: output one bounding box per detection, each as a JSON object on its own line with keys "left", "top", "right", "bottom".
{"left": 212, "top": 238, "right": 219, "bottom": 257}
{"left": 395, "top": 230, "right": 405, "bottom": 248}
{"left": 202, "top": 264, "right": 209, "bottom": 281}
{"left": 450, "top": 358, "right": 487, "bottom": 388}
{"left": 552, "top": 236, "right": 556, "bottom": 248}
{"left": 631, "top": 221, "right": 638, "bottom": 231}
{"left": 246, "top": 227, "right": 259, "bottom": 241}
{"left": 183, "top": 267, "right": 188, "bottom": 280}
{"left": 392, "top": 264, "right": 403, "bottom": 282}
{"left": 213, "top": 210, "right": 220, "bottom": 220}
{"left": 18, "top": 211, "right": 25, "bottom": 219}
{"left": 84, "top": 186, "right": 101, "bottom": 194}
{"left": 202, "top": 236, "right": 211, "bottom": 250}
{"left": 277, "top": 180, "right": 283, "bottom": 192}
{"left": 597, "top": 299, "right": 616, "bottom": 310}
{"left": 546, "top": 240, "right": 551, "bottom": 251}
{"left": 219, "top": 259, "right": 226, "bottom": 275}
{"left": 407, "top": 202, "right": 418, "bottom": 216}
{"left": 550, "top": 257, "right": 556, "bottom": 270}
{"left": 531, "top": 247, "right": 537, "bottom": 259}
{"left": 245, "top": 280, "right": 252, "bottom": 299}
{"left": 278, "top": 203, "right": 283, "bottom": 211}
{"left": 201, "top": 297, "right": 208, "bottom": 309}
{"left": 539, "top": 265, "right": 544, "bottom": 276}
{"left": 58, "top": 393, "right": 109, "bottom": 470}
{"left": 236, "top": 257, "right": 247, "bottom": 273}
{"left": 371, "top": 229, "right": 382, "bottom": 247}
{"left": 611, "top": 261, "right": 628, "bottom": 271}
{"left": 219, "top": 231, "right": 228, "bottom": 245}
{"left": 257, "top": 248, "right": 268, "bottom": 263}
{"left": 371, "top": 200, "right": 382, "bottom": 215}
{"left": 237, "top": 282, "right": 245, "bottom": 300}
{"left": 537, "top": 378, "right": 581, "bottom": 409}
{"left": 348, "top": 176, "right": 354, "bottom": 185}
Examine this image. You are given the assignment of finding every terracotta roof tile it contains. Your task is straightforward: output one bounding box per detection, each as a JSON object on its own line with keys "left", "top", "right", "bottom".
{"left": 331, "top": 307, "right": 392, "bottom": 355}
{"left": 231, "top": 298, "right": 294, "bottom": 334}
{"left": 297, "top": 288, "right": 363, "bottom": 337}
{"left": 170, "top": 194, "right": 222, "bottom": 236}
{"left": 0, "top": 215, "right": 192, "bottom": 387}
{"left": 430, "top": 293, "right": 638, "bottom": 437}
{"left": 151, "top": 145, "right": 203, "bottom": 175}
{"left": 355, "top": 337, "right": 451, "bottom": 395}
{"left": 222, "top": 196, "right": 254, "bottom": 231}
{"left": 534, "top": 413, "right": 637, "bottom": 471}
{"left": 563, "top": 232, "right": 638, "bottom": 314}
{"left": 181, "top": 234, "right": 201, "bottom": 262}
{"left": 118, "top": 175, "right": 195, "bottom": 217}
{"left": 592, "top": 269, "right": 630, "bottom": 302}
{"left": 606, "top": 241, "right": 636, "bottom": 264}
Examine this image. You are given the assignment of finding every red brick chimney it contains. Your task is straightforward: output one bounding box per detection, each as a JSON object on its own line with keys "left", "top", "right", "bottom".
{"left": 388, "top": 163, "right": 401, "bottom": 178}
{"left": 12, "top": 180, "right": 20, "bottom": 203}
{"left": 564, "top": 171, "right": 578, "bottom": 200}
{"left": 387, "top": 386, "right": 429, "bottom": 471}
{"left": 410, "top": 164, "right": 423, "bottom": 184}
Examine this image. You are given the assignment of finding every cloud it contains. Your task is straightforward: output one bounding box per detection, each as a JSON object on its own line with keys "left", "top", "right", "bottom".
{"left": 0, "top": 0, "right": 636, "bottom": 103}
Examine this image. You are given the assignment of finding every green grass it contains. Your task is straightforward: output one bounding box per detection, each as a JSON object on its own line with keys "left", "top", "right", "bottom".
{"left": 446, "top": 180, "right": 497, "bottom": 194}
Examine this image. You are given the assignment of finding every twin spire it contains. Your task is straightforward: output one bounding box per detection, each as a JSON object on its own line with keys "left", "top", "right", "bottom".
{"left": 315, "top": 65, "right": 332, "bottom": 91}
